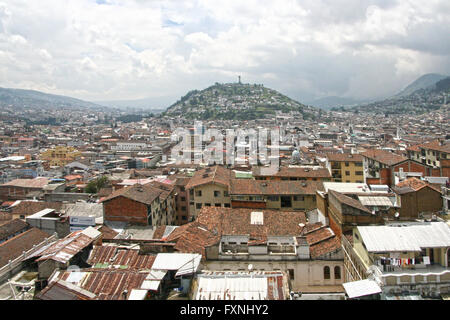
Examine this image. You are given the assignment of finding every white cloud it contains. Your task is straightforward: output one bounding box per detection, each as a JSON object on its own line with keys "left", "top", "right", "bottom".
{"left": 0, "top": 0, "right": 448, "bottom": 105}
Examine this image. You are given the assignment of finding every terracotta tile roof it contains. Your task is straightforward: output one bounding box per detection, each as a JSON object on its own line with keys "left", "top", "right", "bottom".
{"left": 361, "top": 149, "right": 407, "bottom": 166}
{"left": 326, "top": 153, "right": 363, "bottom": 162}
{"left": 328, "top": 190, "right": 372, "bottom": 214}
{"left": 1, "top": 177, "right": 50, "bottom": 188}
{"left": 309, "top": 236, "right": 341, "bottom": 259}
{"left": 305, "top": 226, "right": 334, "bottom": 246}
{"left": 87, "top": 245, "right": 155, "bottom": 270}
{"left": 185, "top": 165, "right": 232, "bottom": 189}
{"left": 394, "top": 177, "right": 441, "bottom": 194}
{"left": 418, "top": 139, "right": 450, "bottom": 154}
{"left": 101, "top": 183, "right": 162, "bottom": 205}
{"left": 0, "top": 218, "right": 29, "bottom": 240}
{"left": 10, "top": 201, "right": 63, "bottom": 216}
{"left": 230, "top": 179, "right": 323, "bottom": 195}
{"left": 152, "top": 226, "right": 167, "bottom": 240}
{"left": 253, "top": 166, "right": 331, "bottom": 178}
{"left": 196, "top": 207, "right": 307, "bottom": 237}
{"left": 98, "top": 225, "right": 119, "bottom": 240}
{"left": 0, "top": 228, "right": 50, "bottom": 268}
{"left": 0, "top": 212, "right": 12, "bottom": 225}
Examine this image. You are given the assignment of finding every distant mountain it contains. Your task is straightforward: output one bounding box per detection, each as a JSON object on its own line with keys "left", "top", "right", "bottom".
{"left": 338, "top": 75, "right": 450, "bottom": 115}
{"left": 395, "top": 73, "right": 448, "bottom": 97}
{"left": 307, "top": 96, "right": 371, "bottom": 110}
{"left": 163, "top": 82, "right": 319, "bottom": 120}
{"left": 95, "top": 96, "right": 174, "bottom": 110}
{"left": 0, "top": 87, "right": 107, "bottom": 111}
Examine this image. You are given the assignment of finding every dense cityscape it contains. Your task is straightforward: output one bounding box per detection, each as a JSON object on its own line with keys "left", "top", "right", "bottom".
{"left": 0, "top": 0, "right": 449, "bottom": 310}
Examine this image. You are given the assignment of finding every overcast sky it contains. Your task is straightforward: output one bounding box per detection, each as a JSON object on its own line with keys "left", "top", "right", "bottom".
{"left": 0, "top": 0, "right": 449, "bottom": 107}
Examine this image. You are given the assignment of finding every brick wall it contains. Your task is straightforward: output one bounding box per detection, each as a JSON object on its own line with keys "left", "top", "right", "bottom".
{"left": 103, "top": 196, "right": 149, "bottom": 225}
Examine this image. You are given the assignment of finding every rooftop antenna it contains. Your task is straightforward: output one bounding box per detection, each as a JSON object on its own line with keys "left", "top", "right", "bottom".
{"left": 238, "top": 75, "right": 241, "bottom": 84}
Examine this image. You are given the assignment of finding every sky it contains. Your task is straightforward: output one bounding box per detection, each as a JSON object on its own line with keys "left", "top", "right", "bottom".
{"left": 0, "top": 0, "right": 449, "bottom": 108}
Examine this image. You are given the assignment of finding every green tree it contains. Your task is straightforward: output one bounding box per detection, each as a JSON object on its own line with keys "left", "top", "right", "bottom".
{"left": 85, "top": 176, "right": 108, "bottom": 194}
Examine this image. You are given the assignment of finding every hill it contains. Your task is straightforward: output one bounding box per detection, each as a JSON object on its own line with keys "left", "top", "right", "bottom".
{"left": 307, "top": 96, "right": 371, "bottom": 110}
{"left": 334, "top": 75, "right": 450, "bottom": 115}
{"left": 163, "top": 82, "right": 318, "bottom": 120}
{"left": 395, "top": 73, "right": 448, "bottom": 97}
{"left": 0, "top": 87, "right": 107, "bottom": 111}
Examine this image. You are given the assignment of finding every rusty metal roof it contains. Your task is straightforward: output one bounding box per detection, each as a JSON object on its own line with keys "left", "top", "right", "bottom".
{"left": 55, "top": 269, "right": 149, "bottom": 300}
{"left": 34, "top": 228, "right": 100, "bottom": 264}
{"left": 87, "top": 245, "right": 155, "bottom": 270}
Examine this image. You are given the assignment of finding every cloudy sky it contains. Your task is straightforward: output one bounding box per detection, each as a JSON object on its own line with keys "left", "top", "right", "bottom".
{"left": 0, "top": 0, "right": 449, "bottom": 107}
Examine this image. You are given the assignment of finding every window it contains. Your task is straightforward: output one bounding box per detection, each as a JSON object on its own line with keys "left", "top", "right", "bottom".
{"left": 195, "top": 190, "right": 202, "bottom": 197}
{"left": 294, "top": 195, "right": 305, "bottom": 201}
{"left": 267, "top": 196, "right": 279, "bottom": 201}
{"left": 355, "top": 171, "right": 363, "bottom": 175}
{"left": 334, "top": 266, "right": 341, "bottom": 279}
{"left": 196, "top": 203, "right": 202, "bottom": 209}
{"left": 214, "top": 190, "right": 220, "bottom": 197}
{"left": 181, "top": 216, "right": 187, "bottom": 220}
{"left": 355, "top": 162, "right": 363, "bottom": 166}
{"left": 224, "top": 203, "right": 231, "bottom": 208}
{"left": 224, "top": 190, "right": 229, "bottom": 197}
{"left": 181, "top": 196, "right": 186, "bottom": 201}
{"left": 189, "top": 189, "right": 194, "bottom": 196}
{"left": 181, "top": 206, "right": 186, "bottom": 211}
{"left": 204, "top": 203, "right": 211, "bottom": 207}
{"left": 215, "top": 203, "right": 221, "bottom": 207}
{"left": 345, "top": 162, "right": 349, "bottom": 166}
{"left": 324, "top": 266, "right": 330, "bottom": 279}
{"left": 288, "top": 269, "right": 295, "bottom": 280}
{"left": 345, "top": 171, "right": 350, "bottom": 175}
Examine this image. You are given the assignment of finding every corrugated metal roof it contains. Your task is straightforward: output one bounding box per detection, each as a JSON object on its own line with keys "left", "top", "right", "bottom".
{"left": 151, "top": 253, "right": 201, "bottom": 274}
{"left": 343, "top": 279, "right": 381, "bottom": 299}
{"left": 357, "top": 222, "right": 450, "bottom": 252}
{"left": 128, "top": 289, "right": 148, "bottom": 300}
{"left": 358, "top": 196, "right": 393, "bottom": 207}
{"left": 35, "top": 228, "right": 100, "bottom": 263}
{"left": 194, "top": 271, "right": 286, "bottom": 300}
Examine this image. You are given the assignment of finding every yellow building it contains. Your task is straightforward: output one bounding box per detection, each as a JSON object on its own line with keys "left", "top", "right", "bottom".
{"left": 40, "top": 146, "right": 82, "bottom": 167}
{"left": 326, "top": 153, "right": 364, "bottom": 183}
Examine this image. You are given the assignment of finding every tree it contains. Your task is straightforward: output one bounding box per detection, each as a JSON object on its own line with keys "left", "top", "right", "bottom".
{"left": 85, "top": 176, "right": 108, "bottom": 194}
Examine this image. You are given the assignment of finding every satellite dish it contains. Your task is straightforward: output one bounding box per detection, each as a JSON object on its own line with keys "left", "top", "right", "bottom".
{"left": 394, "top": 212, "right": 400, "bottom": 218}
{"left": 248, "top": 264, "right": 253, "bottom": 271}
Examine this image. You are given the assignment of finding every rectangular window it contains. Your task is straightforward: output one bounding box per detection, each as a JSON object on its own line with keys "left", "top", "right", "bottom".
{"left": 214, "top": 190, "right": 220, "bottom": 197}
{"left": 181, "top": 206, "right": 186, "bottom": 211}
{"left": 181, "top": 196, "right": 186, "bottom": 201}
{"left": 288, "top": 269, "right": 295, "bottom": 280}
{"left": 224, "top": 191, "right": 229, "bottom": 197}
{"left": 204, "top": 203, "right": 211, "bottom": 207}
{"left": 267, "top": 196, "right": 279, "bottom": 201}
{"left": 294, "top": 195, "right": 305, "bottom": 201}
{"left": 345, "top": 171, "right": 350, "bottom": 175}
{"left": 215, "top": 203, "right": 221, "bottom": 207}
{"left": 195, "top": 190, "right": 202, "bottom": 197}
{"left": 355, "top": 171, "right": 363, "bottom": 175}
{"left": 224, "top": 203, "right": 231, "bottom": 208}
{"left": 196, "top": 203, "right": 202, "bottom": 209}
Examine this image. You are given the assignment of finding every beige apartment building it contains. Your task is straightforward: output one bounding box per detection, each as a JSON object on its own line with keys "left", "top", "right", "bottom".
{"left": 326, "top": 153, "right": 365, "bottom": 183}
{"left": 186, "top": 166, "right": 232, "bottom": 219}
